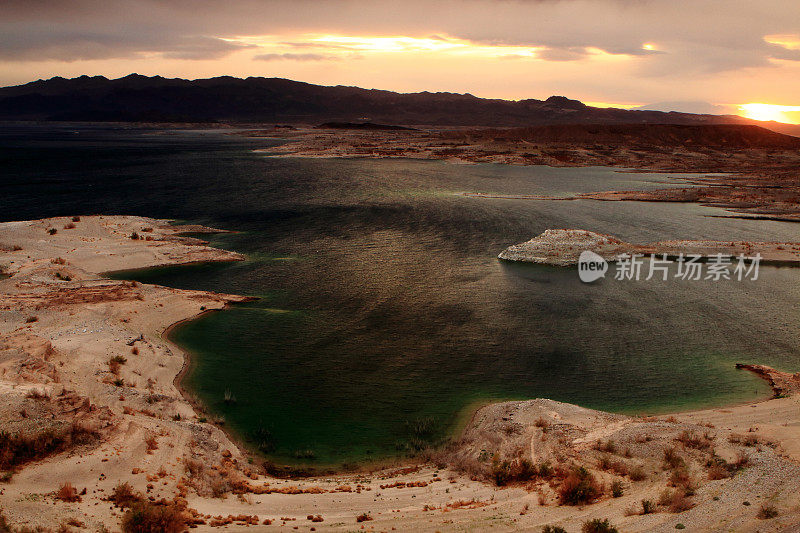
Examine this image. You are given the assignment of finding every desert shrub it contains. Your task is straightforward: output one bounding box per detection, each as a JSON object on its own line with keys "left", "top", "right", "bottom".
{"left": 582, "top": 518, "right": 618, "bottom": 533}
{"left": 121, "top": 501, "right": 186, "bottom": 533}
{"left": 55, "top": 482, "right": 80, "bottom": 502}
{"left": 109, "top": 482, "right": 142, "bottom": 508}
{"left": 542, "top": 526, "right": 567, "bottom": 533}
{"left": 537, "top": 461, "right": 554, "bottom": 479}
{"left": 668, "top": 491, "right": 695, "bottom": 513}
{"left": 25, "top": 389, "right": 50, "bottom": 401}
{"left": 731, "top": 452, "right": 749, "bottom": 470}
{"left": 558, "top": 467, "right": 601, "bottom": 506}
{"left": 72, "top": 216, "right": 81, "bottom": 222}
{"left": 51, "top": 257, "right": 66, "bottom": 265}
{"left": 0, "top": 425, "right": 99, "bottom": 475}
{"left": 594, "top": 440, "right": 616, "bottom": 453}
{"left": 658, "top": 488, "right": 674, "bottom": 506}
{"left": 668, "top": 468, "right": 693, "bottom": 489}
{"left": 130, "top": 232, "right": 139, "bottom": 240}
{"left": 25, "top": 316, "right": 38, "bottom": 323}
{"left": 663, "top": 447, "right": 685, "bottom": 470}
{"left": 491, "top": 457, "right": 538, "bottom": 486}
{"left": 757, "top": 504, "right": 778, "bottom": 519}
{"left": 641, "top": 499, "right": 656, "bottom": 514}
{"left": 707, "top": 463, "right": 730, "bottom": 480}
{"left": 729, "top": 433, "right": 759, "bottom": 446}
{"left": 676, "top": 430, "right": 713, "bottom": 450}
{"left": 534, "top": 417, "right": 550, "bottom": 429}
{"left": 110, "top": 355, "right": 128, "bottom": 365}
{"left": 55, "top": 272, "right": 71, "bottom": 281}
{"left": 47, "top": 228, "right": 57, "bottom": 235}
{"left": 610, "top": 480, "right": 624, "bottom": 498}
{"left": 144, "top": 436, "right": 158, "bottom": 453}
{"left": 355, "top": 513, "right": 373, "bottom": 523}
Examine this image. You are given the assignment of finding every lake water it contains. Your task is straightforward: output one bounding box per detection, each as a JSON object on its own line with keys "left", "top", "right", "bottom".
{"left": 3, "top": 124, "right": 799, "bottom": 467}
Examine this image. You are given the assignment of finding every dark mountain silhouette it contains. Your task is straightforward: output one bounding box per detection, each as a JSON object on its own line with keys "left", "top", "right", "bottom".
{"left": 0, "top": 74, "right": 797, "bottom": 136}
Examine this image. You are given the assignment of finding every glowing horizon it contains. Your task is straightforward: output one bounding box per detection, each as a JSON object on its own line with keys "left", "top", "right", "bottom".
{"left": 739, "top": 103, "right": 800, "bottom": 124}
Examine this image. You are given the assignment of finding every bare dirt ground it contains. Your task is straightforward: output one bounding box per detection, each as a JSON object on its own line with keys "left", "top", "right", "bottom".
{"left": 2, "top": 216, "right": 800, "bottom": 532}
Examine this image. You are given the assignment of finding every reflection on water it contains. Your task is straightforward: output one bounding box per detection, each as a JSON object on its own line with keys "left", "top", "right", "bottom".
{"left": 3, "top": 125, "right": 799, "bottom": 466}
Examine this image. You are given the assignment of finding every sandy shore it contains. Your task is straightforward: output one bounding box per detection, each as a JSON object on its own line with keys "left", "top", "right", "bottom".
{"left": 2, "top": 216, "right": 800, "bottom": 532}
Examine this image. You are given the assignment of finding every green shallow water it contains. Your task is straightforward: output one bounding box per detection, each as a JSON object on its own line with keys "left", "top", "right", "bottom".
{"left": 106, "top": 159, "right": 800, "bottom": 467}
{"left": 4, "top": 125, "right": 796, "bottom": 468}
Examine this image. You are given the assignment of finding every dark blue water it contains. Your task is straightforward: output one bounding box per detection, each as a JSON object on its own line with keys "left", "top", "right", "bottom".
{"left": 3, "top": 124, "right": 798, "bottom": 466}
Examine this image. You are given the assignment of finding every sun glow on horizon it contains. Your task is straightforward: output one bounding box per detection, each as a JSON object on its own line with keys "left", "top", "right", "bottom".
{"left": 739, "top": 103, "right": 800, "bottom": 124}
{"left": 764, "top": 34, "right": 800, "bottom": 50}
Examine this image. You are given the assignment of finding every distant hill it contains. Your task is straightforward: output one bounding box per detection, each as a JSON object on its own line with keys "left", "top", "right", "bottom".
{"left": 451, "top": 123, "right": 800, "bottom": 149}
{"left": 0, "top": 74, "right": 797, "bottom": 135}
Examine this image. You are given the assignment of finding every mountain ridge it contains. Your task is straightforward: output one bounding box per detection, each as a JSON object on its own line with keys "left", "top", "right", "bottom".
{"left": 1, "top": 74, "right": 797, "bottom": 136}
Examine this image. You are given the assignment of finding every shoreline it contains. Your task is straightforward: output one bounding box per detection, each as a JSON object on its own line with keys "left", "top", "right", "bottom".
{"left": 3, "top": 215, "right": 800, "bottom": 532}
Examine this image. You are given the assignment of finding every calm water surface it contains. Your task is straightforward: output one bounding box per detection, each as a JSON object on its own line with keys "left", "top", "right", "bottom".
{"left": 3, "top": 124, "right": 799, "bottom": 466}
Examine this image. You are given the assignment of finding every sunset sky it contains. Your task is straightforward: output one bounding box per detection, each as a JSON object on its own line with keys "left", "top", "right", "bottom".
{"left": 2, "top": 0, "right": 800, "bottom": 123}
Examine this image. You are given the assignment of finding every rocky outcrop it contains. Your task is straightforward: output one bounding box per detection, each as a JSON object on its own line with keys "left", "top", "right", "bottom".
{"left": 498, "top": 229, "right": 800, "bottom": 266}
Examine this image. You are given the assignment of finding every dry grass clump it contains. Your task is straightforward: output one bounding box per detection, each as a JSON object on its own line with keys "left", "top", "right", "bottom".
{"left": 121, "top": 501, "right": 186, "bottom": 533}
{"left": 557, "top": 467, "right": 602, "bottom": 506}
{"left": 757, "top": 503, "right": 779, "bottom": 519}
{"left": 55, "top": 482, "right": 81, "bottom": 502}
